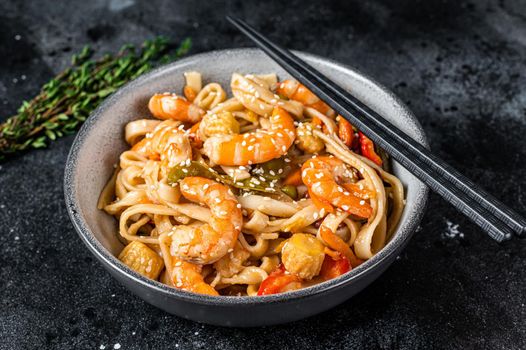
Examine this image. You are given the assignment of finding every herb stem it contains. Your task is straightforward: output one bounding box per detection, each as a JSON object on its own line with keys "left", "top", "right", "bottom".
{"left": 0, "top": 36, "right": 191, "bottom": 160}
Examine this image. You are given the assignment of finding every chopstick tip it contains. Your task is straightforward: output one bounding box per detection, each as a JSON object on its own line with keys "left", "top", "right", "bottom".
{"left": 225, "top": 15, "right": 237, "bottom": 24}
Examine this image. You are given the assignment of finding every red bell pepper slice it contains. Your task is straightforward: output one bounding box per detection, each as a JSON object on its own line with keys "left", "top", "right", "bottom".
{"left": 257, "top": 265, "right": 301, "bottom": 296}
{"left": 358, "top": 132, "right": 382, "bottom": 166}
{"left": 320, "top": 255, "right": 351, "bottom": 280}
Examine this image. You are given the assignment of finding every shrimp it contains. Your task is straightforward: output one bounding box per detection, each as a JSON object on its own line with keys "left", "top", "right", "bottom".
{"left": 302, "top": 156, "right": 373, "bottom": 218}
{"left": 276, "top": 80, "right": 335, "bottom": 117}
{"left": 170, "top": 177, "right": 243, "bottom": 264}
{"left": 159, "top": 234, "right": 218, "bottom": 295}
{"left": 203, "top": 107, "right": 295, "bottom": 166}
{"left": 132, "top": 120, "right": 192, "bottom": 174}
{"left": 171, "top": 257, "right": 219, "bottom": 295}
{"left": 149, "top": 93, "right": 205, "bottom": 123}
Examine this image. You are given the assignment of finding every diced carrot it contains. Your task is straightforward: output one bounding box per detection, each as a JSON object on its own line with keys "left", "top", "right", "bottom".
{"left": 308, "top": 189, "right": 334, "bottom": 214}
{"left": 319, "top": 225, "right": 362, "bottom": 267}
{"left": 283, "top": 168, "right": 303, "bottom": 186}
{"left": 183, "top": 85, "right": 197, "bottom": 102}
{"left": 323, "top": 247, "right": 341, "bottom": 260}
{"left": 337, "top": 116, "right": 355, "bottom": 147}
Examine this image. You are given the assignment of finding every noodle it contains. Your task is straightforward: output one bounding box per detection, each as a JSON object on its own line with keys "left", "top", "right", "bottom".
{"left": 99, "top": 72, "right": 405, "bottom": 296}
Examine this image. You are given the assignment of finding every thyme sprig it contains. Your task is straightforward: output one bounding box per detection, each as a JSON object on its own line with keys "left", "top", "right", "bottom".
{"left": 0, "top": 36, "right": 191, "bottom": 161}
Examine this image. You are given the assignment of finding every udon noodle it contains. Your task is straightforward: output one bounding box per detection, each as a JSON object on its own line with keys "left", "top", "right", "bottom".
{"left": 98, "top": 72, "right": 405, "bottom": 296}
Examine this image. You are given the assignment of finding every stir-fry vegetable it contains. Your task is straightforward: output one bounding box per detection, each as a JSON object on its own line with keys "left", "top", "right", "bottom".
{"left": 336, "top": 116, "right": 356, "bottom": 148}
{"left": 283, "top": 168, "right": 303, "bottom": 186}
{"left": 168, "top": 161, "right": 279, "bottom": 195}
{"left": 257, "top": 265, "right": 301, "bottom": 295}
{"left": 319, "top": 255, "right": 350, "bottom": 280}
{"left": 281, "top": 185, "right": 298, "bottom": 200}
{"left": 252, "top": 157, "right": 287, "bottom": 180}
{"left": 358, "top": 132, "right": 383, "bottom": 166}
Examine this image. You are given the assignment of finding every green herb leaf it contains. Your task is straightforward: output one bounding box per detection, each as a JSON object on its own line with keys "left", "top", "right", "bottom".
{"left": 0, "top": 36, "right": 192, "bottom": 161}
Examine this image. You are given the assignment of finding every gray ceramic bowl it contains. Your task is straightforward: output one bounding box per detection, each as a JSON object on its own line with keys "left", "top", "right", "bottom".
{"left": 64, "top": 48, "right": 428, "bottom": 327}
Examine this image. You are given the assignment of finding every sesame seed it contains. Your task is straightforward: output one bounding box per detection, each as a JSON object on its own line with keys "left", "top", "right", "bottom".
{"left": 359, "top": 200, "right": 366, "bottom": 205}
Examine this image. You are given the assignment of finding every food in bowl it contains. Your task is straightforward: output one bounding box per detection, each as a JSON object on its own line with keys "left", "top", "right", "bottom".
{"left": 98, "top": 71, "right": 405, "bottom": 296}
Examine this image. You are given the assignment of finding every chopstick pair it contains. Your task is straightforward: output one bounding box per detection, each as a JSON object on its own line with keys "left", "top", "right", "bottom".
{"left": 226, "top": 16, "right": 526, "bottom": 242}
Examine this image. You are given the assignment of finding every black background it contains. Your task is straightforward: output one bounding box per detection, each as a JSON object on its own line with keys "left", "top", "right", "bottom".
{"left": 1, "top": 0, "right": 525, "bottom": 349}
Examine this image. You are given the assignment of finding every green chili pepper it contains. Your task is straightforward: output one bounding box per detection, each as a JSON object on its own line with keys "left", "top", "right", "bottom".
{"left": 281, "top": 185, "right": 298, "bottom": 200}
{"left": 168, "top": 161, "right": 279, "bottom": 195}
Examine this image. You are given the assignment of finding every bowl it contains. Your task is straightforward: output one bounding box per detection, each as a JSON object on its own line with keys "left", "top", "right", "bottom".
{"left": 64, "top": 48, "right": 428, "bottom": 327}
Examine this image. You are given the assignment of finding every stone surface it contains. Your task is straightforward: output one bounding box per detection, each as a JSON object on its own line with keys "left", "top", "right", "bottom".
{"left": 1, "top": 0, "right": 526, "bottom": 349}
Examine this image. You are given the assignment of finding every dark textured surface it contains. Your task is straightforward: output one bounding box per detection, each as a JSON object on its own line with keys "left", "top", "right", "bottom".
{"left": 1, "top": 0, "right": 525, "bottom": 349}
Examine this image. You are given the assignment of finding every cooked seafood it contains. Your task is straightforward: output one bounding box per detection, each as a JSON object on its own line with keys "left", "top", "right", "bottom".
{"left": 99, "top": 72, "right": 405, "bottom": 296}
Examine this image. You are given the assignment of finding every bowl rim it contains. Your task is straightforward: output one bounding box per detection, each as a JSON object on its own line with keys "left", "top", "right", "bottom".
{"left": 64, "top": 48, "right": 429, "bottom": 306}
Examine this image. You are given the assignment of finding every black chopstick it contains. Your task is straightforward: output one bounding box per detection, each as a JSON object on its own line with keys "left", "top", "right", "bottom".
{"left": 226, "top": 16, "right": 526, "bottom": 242}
